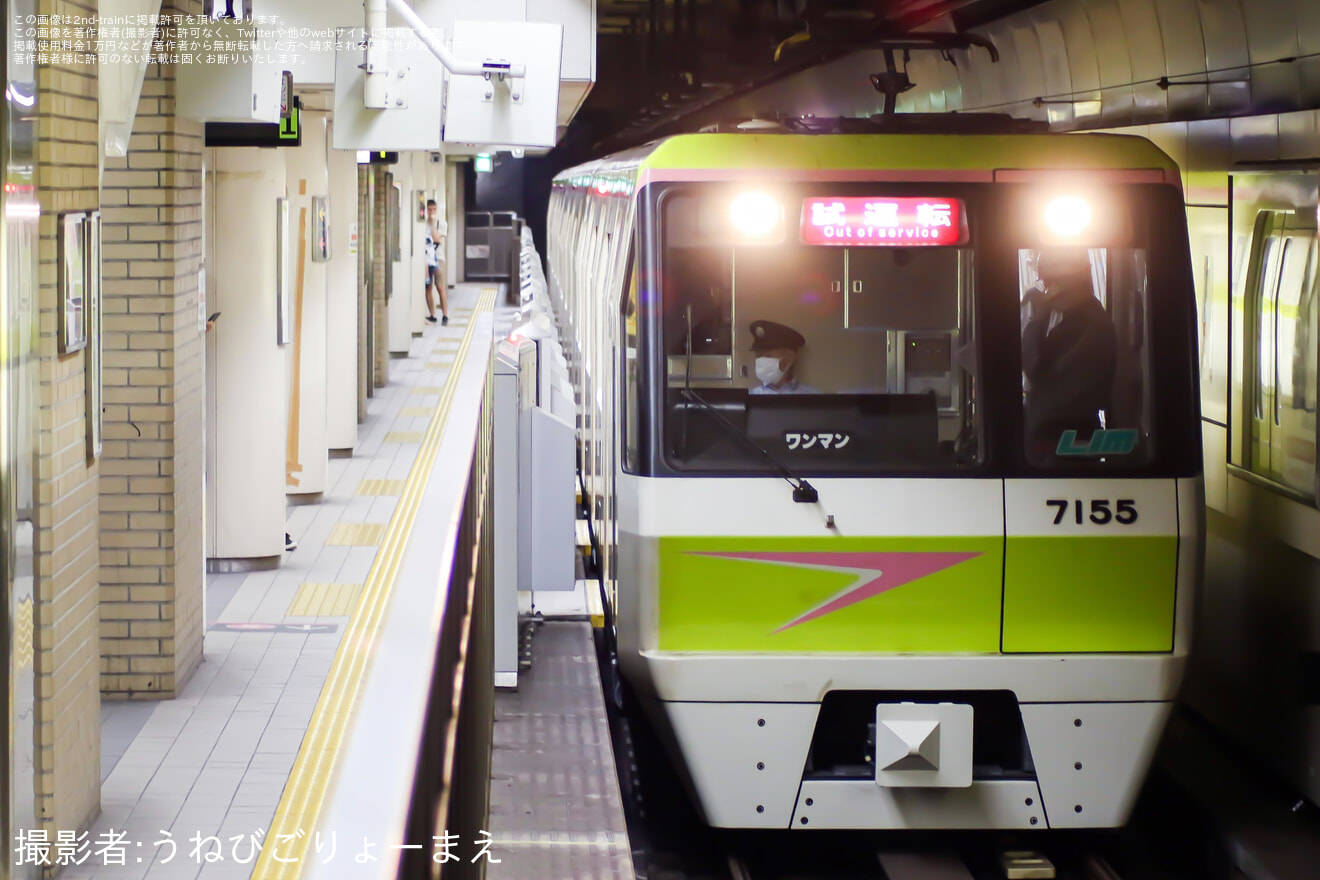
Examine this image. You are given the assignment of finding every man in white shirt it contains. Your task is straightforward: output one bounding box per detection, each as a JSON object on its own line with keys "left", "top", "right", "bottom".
{"left": 424, "top": 200, "right": 449, "bottom": 325}
{"left": 749, "top": 320, "right": 818, "bottom": 394}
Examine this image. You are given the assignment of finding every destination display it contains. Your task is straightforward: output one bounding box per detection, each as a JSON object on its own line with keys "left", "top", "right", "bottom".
{"left": 799, "top": 197, "right": 966, "bottom": 246}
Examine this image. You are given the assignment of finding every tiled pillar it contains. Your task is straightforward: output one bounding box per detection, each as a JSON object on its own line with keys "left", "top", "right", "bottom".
{"left": 30, "top": 0, "right": 103, "bottom": 838}
{"left": 98, "top": 8, "right": 205, "bottom": 700}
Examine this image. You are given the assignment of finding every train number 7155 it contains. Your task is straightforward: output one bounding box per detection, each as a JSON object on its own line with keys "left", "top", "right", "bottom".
{"left": 1045, "top": 499, "right": 1138, "bottom": 525}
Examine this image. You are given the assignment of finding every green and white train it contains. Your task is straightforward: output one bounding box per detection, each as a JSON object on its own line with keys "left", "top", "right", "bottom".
{"left": 546, "top": 130, "right": 1203, "bottom": 830}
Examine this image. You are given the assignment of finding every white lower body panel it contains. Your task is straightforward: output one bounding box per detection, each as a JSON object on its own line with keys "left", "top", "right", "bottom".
{"left": 791, "top": 779, "right": 1046, "bottom": 830}
{"left": 662, "top": 698, "right": 1172, "bottom": 830}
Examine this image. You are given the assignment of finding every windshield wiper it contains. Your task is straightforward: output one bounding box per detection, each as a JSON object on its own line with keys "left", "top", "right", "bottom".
{"left": 679, "top": 386, "right": 819, "bottom": 504}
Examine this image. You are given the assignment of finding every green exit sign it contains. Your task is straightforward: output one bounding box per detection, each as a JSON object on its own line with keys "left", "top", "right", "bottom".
{"left": 474, "top": 154, "right": 493, "bottom": 173}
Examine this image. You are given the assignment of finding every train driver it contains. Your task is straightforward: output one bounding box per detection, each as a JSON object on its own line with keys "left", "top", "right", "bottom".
{"left": 1020, "top": 248, "right": 1117, "bottom": 452}
{"left": 749, "top": 320, "right": 818, "bottom": 394}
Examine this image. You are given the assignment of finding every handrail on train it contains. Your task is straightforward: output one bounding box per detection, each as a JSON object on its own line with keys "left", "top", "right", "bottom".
{"left": 298, "top": 301, "right": 497, "bottom": 880}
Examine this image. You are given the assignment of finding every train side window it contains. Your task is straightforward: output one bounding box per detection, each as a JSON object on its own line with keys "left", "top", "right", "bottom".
{"left": 1244, "top": 212, "right": 1318, "bottom": 496}
{"left": 661, "top": 194, "right": 733, "bottom": 357}
{"left": 621, "top": 247, "right": 640, "bottom": 473}
{"left": 1018, "top": 248, "right": 1154, "bottom": 467}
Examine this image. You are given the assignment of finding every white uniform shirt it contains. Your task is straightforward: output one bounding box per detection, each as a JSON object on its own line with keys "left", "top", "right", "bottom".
{"left": 424, "top": 218, "right": 447, "bottom": 269}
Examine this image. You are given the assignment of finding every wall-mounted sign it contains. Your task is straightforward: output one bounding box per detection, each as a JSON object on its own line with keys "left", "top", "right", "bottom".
{"left": 59, "top": 212, "right": 88, "bottom": 354}
{"left": 280, "top": 70, "right": 294, "bottom": 119}
{"left": 276, "top": 198, "right": 291, "bottom": 345}
{"left": 387, "top": 182, "right": 401, "bottom": 264}
{"left": 311, "top": 196, "right": 331, "bottom": 263}
{"left": 799, "top": 197, "right": 967, "bottom": 246}
{"left": 85, "top": 211, "right": 103, "bottom": 460}
{"left": 204, "top": 99, "right": 302, "bottom": 148}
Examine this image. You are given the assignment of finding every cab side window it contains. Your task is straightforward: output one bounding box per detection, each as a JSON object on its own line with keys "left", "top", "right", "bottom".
{"left": 1017, "top": 248, "right": 1154, "bottom": 466}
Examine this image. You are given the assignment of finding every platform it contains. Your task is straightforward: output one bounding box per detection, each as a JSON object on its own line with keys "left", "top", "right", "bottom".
{"left": 65, "top": 285, "right": 495, "bottom": 880}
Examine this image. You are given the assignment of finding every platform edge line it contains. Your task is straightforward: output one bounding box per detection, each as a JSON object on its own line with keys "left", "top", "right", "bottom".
{"left": 251, "top": 291, "right": 494, "bottom": 879}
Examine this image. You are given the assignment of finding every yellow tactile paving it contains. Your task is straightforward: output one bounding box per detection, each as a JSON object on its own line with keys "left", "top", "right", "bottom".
{"left": 399, "top": 407, "right": 432, "bottom": 418}
{"left": 409, "top": 386, "right": 446, "bottom": 396}
{"left": 251, "top": 288, "right": 496, "bottom": 878}
{"left": 15, "top": 597, "right": 32, "bottom": 671}
{"left": 384, "top": 431, "right": 425, "bottom": 444}
{"left": 355, "top": 479, "right": 406, "bottom": 497}
{"left": 287, "top": 583, "right": 363, "bottom": 618}
{"left": 325, "top": 522, "right": 387, "bottom": 547}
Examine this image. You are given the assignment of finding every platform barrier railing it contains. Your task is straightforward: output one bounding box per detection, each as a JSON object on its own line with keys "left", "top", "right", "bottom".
{"left": 264, "top": 294, "right": 497, "bottom": 880}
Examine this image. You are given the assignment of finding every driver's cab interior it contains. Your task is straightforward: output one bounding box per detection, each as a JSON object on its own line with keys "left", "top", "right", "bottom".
{"left": 659, "top": 191, "right": 976, "bottom": 467}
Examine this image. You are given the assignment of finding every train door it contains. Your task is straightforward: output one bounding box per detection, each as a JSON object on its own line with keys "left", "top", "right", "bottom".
{"left": 1242, "top": 210, "right": 1319, "bottom": 493}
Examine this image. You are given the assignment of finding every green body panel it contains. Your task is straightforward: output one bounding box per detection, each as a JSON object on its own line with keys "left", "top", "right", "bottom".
{"left": 1001, "top": 536, "right": 1178, "bottom": 653}
{"left": 637, "top": 133, "right": 1179, "bottom": 175}
{"left": 657, "top": 536, "right": 1003, "bottom": 653}
{"left": 552, "top": 133, "right": 1180, "bottom": 186}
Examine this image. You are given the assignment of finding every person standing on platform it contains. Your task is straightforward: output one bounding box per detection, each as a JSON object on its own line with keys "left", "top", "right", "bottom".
{"left": 424, "top": 199, "right": 449, "bottom": 326}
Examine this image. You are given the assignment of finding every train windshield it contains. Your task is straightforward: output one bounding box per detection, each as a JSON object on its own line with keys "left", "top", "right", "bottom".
{"left": 659, "top": 190, "right": 980, "bottom": 473}
{"left": 652, "top": 185, "right": 1182, "bottom": 476}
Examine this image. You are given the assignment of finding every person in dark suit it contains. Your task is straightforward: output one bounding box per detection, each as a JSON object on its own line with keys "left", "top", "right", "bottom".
{"left": 1021, "top": 248, "right": 1116, "bottom": 452}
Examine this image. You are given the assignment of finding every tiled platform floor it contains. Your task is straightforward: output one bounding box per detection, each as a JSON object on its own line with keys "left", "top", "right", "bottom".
{"left": 64, "top": 286, "right": 490, "bottom": 880}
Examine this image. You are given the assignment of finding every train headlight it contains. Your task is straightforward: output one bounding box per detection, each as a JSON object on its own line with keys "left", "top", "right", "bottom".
{"left": 730, "top": 192, "right": 780, "bottom": 238}
{"left": 1044, "top": 195, "right": 1092, "bottom": 237}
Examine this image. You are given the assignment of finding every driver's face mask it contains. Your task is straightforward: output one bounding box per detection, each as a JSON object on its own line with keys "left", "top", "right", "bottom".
{"left": 755, "top": 356, "right": 785, "bottom": 387}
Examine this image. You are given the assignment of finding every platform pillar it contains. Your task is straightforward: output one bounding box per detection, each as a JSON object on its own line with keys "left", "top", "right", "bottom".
{"left": 204, "top": 148, "right": 288, "bottom": 565}
{"left": 388, "top": 159, "right": 412, "bottom": 355}
{"left": 372, "top": 165, "right": 390, "bottom": 388}
{"left": 98, "top": 41, "right": 207, "bottom": 702}
{"left": 325, "top": 125, "right": 359, "bottom": 453}
{"left": 408, "top": 152, "right": 426, "bottom": 334}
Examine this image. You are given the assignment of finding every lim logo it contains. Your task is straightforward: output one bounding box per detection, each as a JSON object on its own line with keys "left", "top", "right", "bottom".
{"left": 1056, "top": 429, "right": 1138, "bottom": 456}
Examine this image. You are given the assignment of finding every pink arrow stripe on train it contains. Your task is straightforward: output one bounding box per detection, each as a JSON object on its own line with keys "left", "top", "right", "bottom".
{"left": 692, "top": 551, "right": 982, "bottom": 632}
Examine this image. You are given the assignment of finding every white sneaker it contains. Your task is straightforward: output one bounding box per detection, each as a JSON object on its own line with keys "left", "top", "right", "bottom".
{"left": 285, "top": 533, "right": 297, "bottom": 552}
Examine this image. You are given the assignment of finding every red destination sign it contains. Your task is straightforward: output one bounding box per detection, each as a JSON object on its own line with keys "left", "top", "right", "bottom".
{"left": 799, "top": 197, "right": 966, "bottom": 246}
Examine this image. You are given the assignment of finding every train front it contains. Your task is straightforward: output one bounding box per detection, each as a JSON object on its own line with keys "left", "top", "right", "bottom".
{"left": 613, "top": 167, "right": 1202, "bottom": 830}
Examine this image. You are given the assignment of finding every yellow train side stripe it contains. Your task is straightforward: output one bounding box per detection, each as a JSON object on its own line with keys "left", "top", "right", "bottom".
{"left": 251, "top": 289, "right": 496, "bottom": 879}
